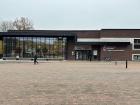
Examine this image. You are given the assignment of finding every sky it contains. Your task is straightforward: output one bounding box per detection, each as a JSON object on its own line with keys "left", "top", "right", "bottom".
{"left": 0, "top": 0, "right": 140, "bottom": 30}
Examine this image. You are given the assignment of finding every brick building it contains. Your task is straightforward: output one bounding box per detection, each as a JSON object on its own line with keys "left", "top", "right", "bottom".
{"left": 0, "top": 29, "right": 140, "bottom": 61}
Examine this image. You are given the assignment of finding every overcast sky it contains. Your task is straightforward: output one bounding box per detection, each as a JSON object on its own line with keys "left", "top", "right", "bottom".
{"left": 0, "top": 0, "right": 140, "bottom": 30}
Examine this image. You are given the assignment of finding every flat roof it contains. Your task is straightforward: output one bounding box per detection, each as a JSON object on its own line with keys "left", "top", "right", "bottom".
{"left": 1, "top": 29, "right": 140, "bottom": 37}
{"left": 0, "top": 30, "right": 77, "bottom": 37}
{"left": 102, "top": 29, "right": 140, "bottom": 30}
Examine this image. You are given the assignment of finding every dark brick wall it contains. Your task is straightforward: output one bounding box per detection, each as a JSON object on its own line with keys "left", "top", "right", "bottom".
{"left": 66, "top": 37, "right": 76, "bottom": 60}
{"left": 101, "top": 29, "right": 140, "bottom": 38}
{"left": 67, "top": 42, "right": 75, "bottom": 60}
{"left": 100, "top": 45, "right": 132, "bottom": 61}
{"left": 75, "top": 31, "right": 100, "bottom": 38}
{"left": 132, "top": 50, "right": 140, "bottom": 54}
{"left": 75, "top": 45, "right": 92, "bottom": 50}
{"left": 91, "top": 45, "right": 101, "bottom": 60}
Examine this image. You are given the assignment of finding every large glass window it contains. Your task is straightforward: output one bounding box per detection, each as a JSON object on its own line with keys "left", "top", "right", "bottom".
{"left": 3, "top": 37, "right": 7, "bottom": 57}
{"left": 58, "top": 37, "right": 64, "bottom": 59}
{"left": 32, "top": 37, "right": 37, "bottom": 56}
{"left": 3, "top": 37, "right": 67, "bottom": 60}
{"left": 6, "top": 37, "right": 14, "bottom": 57}
{"left": 133, "top": 55, "right": 140, "bottom": 61}
{"left": 23, "top": 37, "right": 28, "bottom": 57}
{"left": 45, "top": 38, "right": 50, "bottom": 58}
{"left": 19, "top": 37, "right": 24, "bottom": 57}
{"left": 15, "top": 37, "right": 20, "bottom": 57}
{"left": 134, "top": 39, "right": 140, "bottom": 49}
{"left": 27, "top": 37, "right": 33, "bottom": 57}
{"left": 0, "top": 40, "right": 2, "bottom": 54}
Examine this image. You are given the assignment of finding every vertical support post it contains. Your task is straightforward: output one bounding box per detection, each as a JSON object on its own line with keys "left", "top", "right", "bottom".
{"left": 126, "top": 60, "right": 128, "bottom": 69}
{"left": 90, "top": 50, "right": 92, "bottom": 62}
{"left": 90, "top": 56, "right": 92, "bottom": 61}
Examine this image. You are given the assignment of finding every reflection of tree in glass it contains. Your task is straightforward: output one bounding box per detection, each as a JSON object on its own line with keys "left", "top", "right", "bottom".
{"left": 0, "top": 40, "right": 3, "bottom": 54}
{"left": 54, "top": 39, "right": 64, "bottom": 58}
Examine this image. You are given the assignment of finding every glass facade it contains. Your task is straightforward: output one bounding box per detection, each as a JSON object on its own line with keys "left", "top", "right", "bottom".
{"left": 0, "top": 40, "right": 2, "bottom": 54}
{"left": 134, "top": 39, "right": 140, "bottom": 49}
{"left": 3, "top": 37, "right": 67, "bottom": 60}
{"left": 133, "top": 55, "right": 140, "bottom": 61}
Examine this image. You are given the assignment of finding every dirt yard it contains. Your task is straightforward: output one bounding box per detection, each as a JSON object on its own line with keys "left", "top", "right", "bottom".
{"left": 0, "top": 61, "right": 140, "bottom": 105}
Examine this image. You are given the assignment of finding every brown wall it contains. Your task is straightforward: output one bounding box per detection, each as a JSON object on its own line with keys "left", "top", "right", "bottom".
{"left": 67, "top": 42, "right": 75, "bottom": 60}
{"left": 91, "top": 45, "right": 100, "bottom": 60}
{"left": 75, "top": 45, "right": 92, "bottom": 50}
{"left": 74, "top": 29, "right": 140, "bottom": 38}
{"left": 100, "top": 29, "right": 140, "bottom": 38}
{"left": 133, "top": 50, "right": 140, "bottom": 54}
{"left": 75, "top": 31, "right": 100, "bottom": 38}
{"left": 100, "top": 45, "right": 132, "bottom": 61}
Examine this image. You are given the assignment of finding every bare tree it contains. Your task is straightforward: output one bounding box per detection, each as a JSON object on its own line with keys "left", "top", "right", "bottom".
{"left": 0, "top": 21, "right": 15, "bottom": 32}
{"left": 13, "top": 17, "right": 34, "bottom": 30}
{"left": 0, "top": 17, "right": 34, "bottom": 32}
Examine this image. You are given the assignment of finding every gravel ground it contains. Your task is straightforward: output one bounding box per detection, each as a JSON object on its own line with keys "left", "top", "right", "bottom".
{"left": 0, "top": 61, "right": 140, "bottom": 105}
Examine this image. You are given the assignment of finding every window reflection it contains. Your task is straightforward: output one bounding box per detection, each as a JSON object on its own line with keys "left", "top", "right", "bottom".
{"left": 3, "top": 37, "right": 66, "bottom": 60}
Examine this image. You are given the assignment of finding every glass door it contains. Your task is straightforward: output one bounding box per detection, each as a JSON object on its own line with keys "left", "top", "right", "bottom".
{"left": 75, "top": 50, "right": 91, "bottom": 60}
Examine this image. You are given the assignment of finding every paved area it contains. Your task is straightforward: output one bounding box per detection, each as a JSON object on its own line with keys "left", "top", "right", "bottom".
{"left": 0, "top": 61, "right": 140, "bottom": 105}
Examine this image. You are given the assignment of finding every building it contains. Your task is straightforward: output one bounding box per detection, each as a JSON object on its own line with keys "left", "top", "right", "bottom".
{"left": 0, "top": 29, "right": 140, "bottom": 61}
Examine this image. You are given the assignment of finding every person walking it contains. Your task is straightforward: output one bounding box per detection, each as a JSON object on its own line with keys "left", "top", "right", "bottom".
{"left": 34, "top": 54, "right": 38, "bottom": 64}
{"left": 89, "top": 51, "right": 92, "bottom": 61}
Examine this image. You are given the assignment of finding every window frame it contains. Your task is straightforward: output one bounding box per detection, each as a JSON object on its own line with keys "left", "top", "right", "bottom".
{"left": 132, "top": 54, "right": 140, "bottom": 61}
{"left": 133, "top": 38, "right": 140, "bottom": 50}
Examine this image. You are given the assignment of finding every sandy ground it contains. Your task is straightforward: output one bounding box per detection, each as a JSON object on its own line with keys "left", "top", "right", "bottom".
{"left": 0, "top": 61, "right": 140, "bottom": 105}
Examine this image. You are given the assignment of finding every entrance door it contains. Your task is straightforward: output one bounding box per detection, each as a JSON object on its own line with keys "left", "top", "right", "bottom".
{"left": 75, "top": 50, "right": 91, "bottom": 60}
{"left": 75, "top": 50, "right": 99, "bottom": 61}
